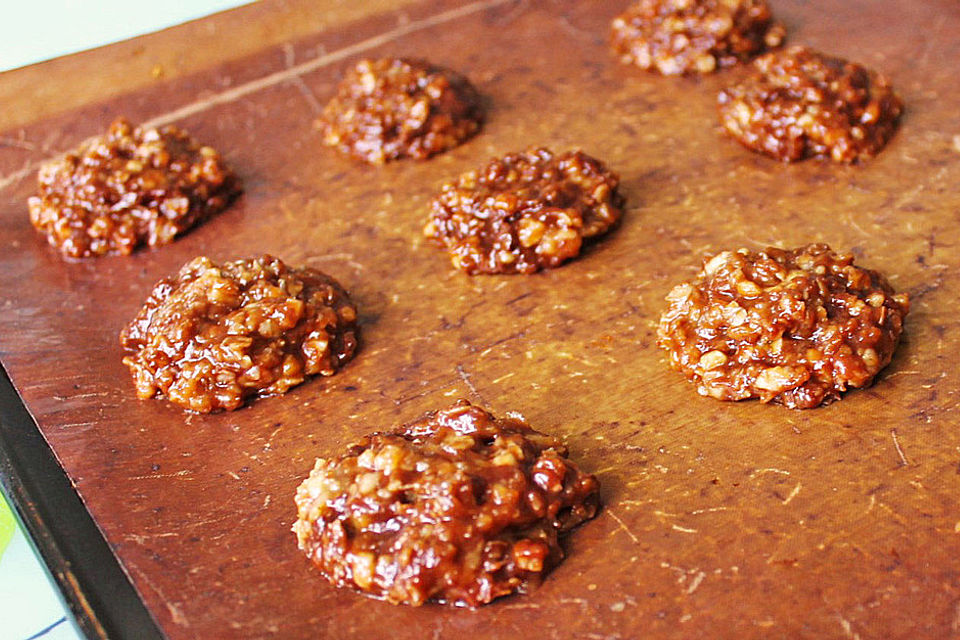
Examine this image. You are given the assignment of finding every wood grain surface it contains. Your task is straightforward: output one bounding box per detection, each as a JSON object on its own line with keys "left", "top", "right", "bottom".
{"left": 1, "top": 1, "right": 959, "bottom": 638}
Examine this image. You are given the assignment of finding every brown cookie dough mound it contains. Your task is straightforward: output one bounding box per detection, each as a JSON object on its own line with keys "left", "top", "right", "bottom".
{"left": 317, "top": 57, "right": 483, "bottom": 164}
{"left": 293, "top": 400, "right": 600, "bottom": 607}
{"left": 657, "top": 244, "right": 909, "bottom": 409}
{"left": 28, "top": 118, "right": 240, "bottom": 259}
{"left": 611, "top": 0, "right": 785, "bottom": 75}
{"left": 120, "top": 255, "right": 358, "bottom": 413}
{"left": 718, "top": 45, "right": 904, "bottom": 162}
{"left": 423, "top": 148, "right": 624, "bottom": 274}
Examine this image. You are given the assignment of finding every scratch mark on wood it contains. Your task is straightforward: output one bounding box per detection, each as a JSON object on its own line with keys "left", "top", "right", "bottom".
{"left": 456, "top": 364, "right": 487, "bottom": 404}
{"left": 262, "top": 425, "right": 283, "bottom": 453}
{"left": 300, "top": 252, "right": 366, "bottom": 272}
{"left": 0, "top": 161, "right": 35, "bottom": 191}
{"left": 876, "top": 501, "right": 910, "bottom": 526}
{"left": 0, "top": 135, "right": 36, "bottom": 151}
{"left": 689, "top": 506, "right": 729, "bottom": 515}
{"left": 782, "top": 482, "right": 802, "bottom": 505}
{"left": 607, "top": 509, "right": 640, "bottom": 545}
{"left": 124, "top": 532, "right": 180, "bottom": 544}
{"left": 671, "top": 524, "right": 698, "bottom": 534}
{"left": 891, "top": 429, "right": 910, "bottom": 466}
{"left": 686, "top": 571, "right": 706, "bottom": 594}
{"left": 130, "top": 565, "right": 190, "bottom": 627}
{"left": 750, "top": 468, "right": 791, "bottom": 478}
{"left": 500, "top": 602, "right": 542, "bottom": 610}
{"left": 129, "top": 470, "right": 193, "bottom": 481}
{"left": 836, "top": 614, "right": 861, "bottom": 640}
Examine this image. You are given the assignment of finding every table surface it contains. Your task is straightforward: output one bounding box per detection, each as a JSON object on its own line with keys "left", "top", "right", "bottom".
{"left": 1, "top": 1, "right": 959, "bottom": 639}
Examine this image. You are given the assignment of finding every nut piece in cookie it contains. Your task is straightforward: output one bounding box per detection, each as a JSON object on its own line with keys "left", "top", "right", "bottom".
{"left": 423, "top": 147, "right": 625, "bottom": 274}
{"left": 317, "top": 57, "right": 484, "bottom": 164}
{"left": 657, "top": 244, "right": 909, "bottom": 409}
{"left": 611, "top": 0, "right": 785, "bottom": 75}
{"left": 718, "top": 45, "right": 903, "bottom": 162}
{"left": 120, "top": 255, "right": 358, "bottom": 413}
{"left": 293, "top": 400, "right": 601, "bottom": 607}
{"left": 28, "top": 117, "right": 240, "bottom": 258}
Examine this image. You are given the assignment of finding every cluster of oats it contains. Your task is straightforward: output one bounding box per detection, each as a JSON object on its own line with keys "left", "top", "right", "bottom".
{"left": 121, "top": 255, "right": 358, "bottom": 413}
{"left": 29, "top": 118, "right": 240, "bottom": 258}
{"left": 424, "top": 148, "right": 624, "bottom": 274}
{"left": 718, "top": 45, "right": 904, "bottom": 162}
{"left": 317, "top": 57, "right": 484, "bottom": 164}
{"left": 657, "top": 244, "right": 909, "bottom": 408}
{"left": 611, "top": 0, "right": 785, "bottom": 75}
{"left": 294, "top": 401, "right": 600, "bottom": 606}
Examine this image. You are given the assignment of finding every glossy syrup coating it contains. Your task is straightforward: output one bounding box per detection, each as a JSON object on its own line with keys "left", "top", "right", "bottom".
{"left": 611, "top": 0, "right": 785, "bottom": 75}
{"left": 718, "top": 45, "right": 903, "bottom": 162}
{"left": 423, "top": 148, "right": 624, "bottom": 274}
{"left": 317, "top": 57, "right": 484, "bottom": 164}
{"left": 120, "top": 255, "right": 358, "bottom": 413}
{"left": 657, "top": 244, "right": 910, "bottom": 409}
{"left": 28, "top": 118, "right": 240, "bottom": 258}
{"left": 293, "top": 401, "right": 600, "bottom": 607}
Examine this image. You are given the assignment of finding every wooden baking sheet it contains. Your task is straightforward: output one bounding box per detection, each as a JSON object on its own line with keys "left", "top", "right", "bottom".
{"left": 1, "top": 0, "right": 959, "bottom": 637}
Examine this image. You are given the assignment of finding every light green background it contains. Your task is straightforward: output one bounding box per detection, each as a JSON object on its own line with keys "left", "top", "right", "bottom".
{"left": 0, "top": 492, "right": 14, "bottom": 559}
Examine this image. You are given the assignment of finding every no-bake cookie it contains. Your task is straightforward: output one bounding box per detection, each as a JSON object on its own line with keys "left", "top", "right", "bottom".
{"left": 611, "top": 0, "right": 785, "bottom": 75}
{"left": 293, "top": 400, "right": 600, "bottom": 607}
{"left": 717, "top": 45, "right": 903, "bottom": 162}
{"left": 29, "top": 117, "right": 240, "bottom": 258}
{"left": 423, "top": 148, "right": 624, "bottom": 274}
{"left": 120, "top": 255, "right": 358, "bottom": 413}
{"left": 317, "top": 57, "right": 483, "bottom": 164}
{"left": 657, "top": 244, "right": 909, "bottom": 409}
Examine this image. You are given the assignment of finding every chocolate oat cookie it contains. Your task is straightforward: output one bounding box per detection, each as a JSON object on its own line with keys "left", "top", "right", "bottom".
{"left": 611, "top": 0, "right": 785, "bottom": 75}
{"left": 657, "top": 244, "right": 909, "bottom": 409}
{"left": 120, "top": 255, "right": 358, "bottom": 413}
{"left": 28, "top": 118, "right": 240, "bottom": 258}
{"left": 423, "top": 147, "right": 624, "bottom": 274}
{"left": 293, "top": 400, "right": 600, "bottom": 607}
{"left": 317, "top": 57, "right": 483, "bottom": 164}
{"left": 718, "top": 45, "right": 903, "bottom": 162}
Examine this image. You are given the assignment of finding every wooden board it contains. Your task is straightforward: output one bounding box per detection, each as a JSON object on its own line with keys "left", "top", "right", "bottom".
{"left": 2, "top": 0, "right": 959, "bottom": 637}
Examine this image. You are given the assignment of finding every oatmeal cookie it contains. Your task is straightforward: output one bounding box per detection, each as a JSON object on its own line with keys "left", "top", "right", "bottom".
{"left": 120, "top": 255, "right": 358, "bottom": 413}
{"left": 611, "top": 0, "right": 785, "bottom": 75}
{"left": 293, "top": 400, "right": 600, "bottom": 607}
{"left": 423, "top": 148, "right": 624, "bottom": 274}
{"left": 29, "top": 117, "right": 240, "bottom": 258}
{"left": 717, "top": 45, "right": 903, "bottom": 162}
{"left": 318, "top": 57, "right": 483, "bottom": 164}
{"left": 657, "top": 244, "right": 909, "bottom": 408}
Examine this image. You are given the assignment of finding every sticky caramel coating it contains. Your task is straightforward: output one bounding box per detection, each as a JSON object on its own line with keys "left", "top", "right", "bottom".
{"left": 611, "top": 0, "right": 785, "bottom": 75}
{"left": 294, "top": 401, "right": 600, "bottom": 607}
{"left": 718, "top": 46, "right": 904, "bottom": 162}
{"left": 120, "top": 255, "right": 358, "bottom": 413}
{"left": 657, "top": 244, "right": 909, "bottom": 409}
{"left": 28, "top": 118, "right": 240, "bottom": 258}
{"left": 318, "top": 57, "right": 483, "bottom": 164}
{"left": 423, "top": 148, "right": 624, "bottom": 274}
